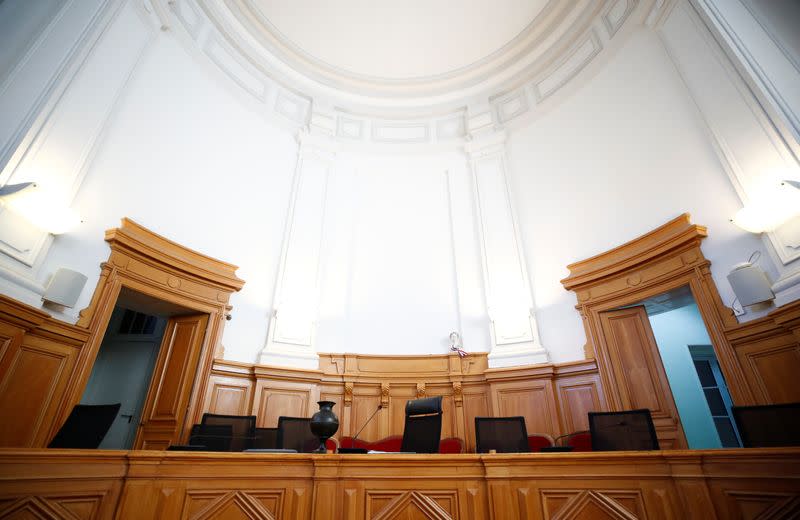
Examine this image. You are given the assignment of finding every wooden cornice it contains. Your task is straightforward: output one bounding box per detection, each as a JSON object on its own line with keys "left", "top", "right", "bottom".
{"left": 484, "top": 363, "right": 555, "bottom": 382}
{"left": 560, "top": 213, "right": 707, "bottom": 291}
{"left": 0, "top": 294, "right": 49, "bottom": 330}
{"left": 726, "top": 299, "right": 800, "bottom": 343}
{"left": 105, "top": 218, "right": 245, "bottom": 292}
{"left": 253, "top": 363, "right": 325, "bottom": 384}
{"left": 213, "top": 353, "right": 596, "bottom": 385}
{"left": 0, "top": 295, "right": 88, "bottom": 344}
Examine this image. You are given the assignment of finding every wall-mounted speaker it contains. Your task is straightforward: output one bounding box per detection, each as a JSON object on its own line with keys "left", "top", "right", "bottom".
{"left": 42, "top": 268, "right": 87, "bottom": 308}
{"left": 727, "top": 262, "right": 774, "bottom": 307}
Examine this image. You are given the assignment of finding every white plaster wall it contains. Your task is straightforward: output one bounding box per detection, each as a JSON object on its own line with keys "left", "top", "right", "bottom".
{"left": 38, "top": 31, "right": 298, "bottom": 362}
{"left": 508, "top": 28, "right": 773, "bottom": 363}
{"left": 315, "top": 152, "right": 490, "bottom": 356}
{"left": 5, "top": 14, "right": 780, "bottom": 367}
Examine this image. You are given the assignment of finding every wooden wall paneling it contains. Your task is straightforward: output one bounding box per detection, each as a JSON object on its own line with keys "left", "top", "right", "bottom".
{"left": 461, "top": 390, "right": 490, "bottom": 453}
{"left": 351, "top": 389, "right": 384, "bottom": 441}
{"left": 203, "top": 374, "right": 255, "bottom": 417}
{"left": 202, "top": 353, "right": 614, "bottom": 452}
{"left": 135, "top": 314, "right": 210, "bottom": 449}
{"left": 736, "top": 335, "right": 800, "bottom": 404}
{"left": 3, "top": 449, "right": 800, "bottom": 519}
{"left": 451, "top": 382, "right": 467, "bottom": 449}
{"left": 559, "top": 215, "right": 774, "bottom": 443}
{"left": 0, "top": 332, "right": 77, "bottom": 448}
{"left": 598, "top": 306, "right": 685, "bottom": 449}
{"left": 387, "top": 385, "right": 413, "bottom": 440}
{"left": 39, "top": 218, "right": 246, "bottom": 450}
{"left": 0, "top": 301, "right": 89, "bottom": 448}
{"left": 254, "top": 380, "right": 319, "bottom": 428}
{"left": 700, "top": 450, "right": 800, "bottom": 519}
{"left": 726, "top": 300, "right": 800, "bottom": 405}
{"left": 437, "top": 391, "right": 458, "bottom": 441}
{"left": 554, "top": 371, "right": 605, "bottom": 434}
{"left": 486, "top": 365, "right": 561, "bottom": 438}
{"left": 0, "top": 450, "right": 126, "bottom": 519}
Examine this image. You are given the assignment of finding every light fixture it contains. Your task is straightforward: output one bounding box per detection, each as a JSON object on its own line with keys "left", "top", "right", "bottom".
{"left": 727, "top": 252, "right": 774, "bottom": 308}
{"left": 0, "top": 182, "right": 37, "bottom": 199}
{"left": 0, "top": 181, "right": 81, "bottom": 234}
{"left": 731, "top": 180, "right": 800, "bottom": 233}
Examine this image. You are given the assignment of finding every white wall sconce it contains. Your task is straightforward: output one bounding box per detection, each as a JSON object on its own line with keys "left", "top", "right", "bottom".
{"left": 0, "top": 181, "right": 82, "bottom": 234}
{"left": 731, "top": 179, "right": 800, "bottom": 233}
{"left": 42, "top": 268, "right": 88, "bottom": 308}
{"left": 727, "top": 256, "right": 774, "bottom": 310}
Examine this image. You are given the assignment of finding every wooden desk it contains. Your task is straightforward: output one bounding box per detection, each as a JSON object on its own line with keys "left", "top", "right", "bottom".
{"left": 0, "top": 448, "right": 798, "bottom": 519}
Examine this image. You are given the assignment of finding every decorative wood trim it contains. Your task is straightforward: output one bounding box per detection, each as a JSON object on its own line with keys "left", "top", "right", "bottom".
{"left": 53, "top": 218, "right": 244, "bottom": 448}
{"left": 1, "top": 448, "right": 798, "bottom": 519}
{"left": 561, "top": 213, "right": 708, "bottom": 292}
{"left": 205, "top": 353, "right": 605, "bottom": 446}
{"left": 560, "top": 214, "right": 755, "bottom": 413}
{"left": 0, "top": 296, "right": 90, "bottom": 447}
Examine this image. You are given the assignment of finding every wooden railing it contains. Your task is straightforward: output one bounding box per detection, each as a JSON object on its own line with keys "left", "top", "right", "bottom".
{"left": 1, "top": 448, "right": 798, "bottom": 519}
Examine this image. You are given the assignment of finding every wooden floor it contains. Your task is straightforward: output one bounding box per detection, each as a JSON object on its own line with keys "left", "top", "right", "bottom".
{"left": 0, "top": 448, "right": 799, "bottom": 519}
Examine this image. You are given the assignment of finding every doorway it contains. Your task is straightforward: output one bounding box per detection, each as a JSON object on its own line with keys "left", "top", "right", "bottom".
{"left": 607, "top": 286, "right": 741, "bottom": 449}
{"left": 79, "top": 287, "right": 208, "bottom": 449}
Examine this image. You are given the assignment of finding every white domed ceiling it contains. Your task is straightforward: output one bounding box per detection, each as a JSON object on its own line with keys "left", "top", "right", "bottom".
{"left": 247, "top": 0, "right": 549, "bottom": 79}
{"left": 169, "top": 0, "right": 662, "bottom": 143}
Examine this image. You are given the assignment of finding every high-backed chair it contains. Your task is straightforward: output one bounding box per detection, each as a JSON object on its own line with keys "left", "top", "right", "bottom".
{"left": 200, "top": 413, "right": 256, "bottom": 452}
{"left": 400, "top": 396, "right": 443, "bottom": 454}
{"left": 252, "top": 427, "right": 279, "bottom": 450}
{"left": 588, "top": 409, "right": 659, "bottom": 451}
{"left": 475, "top": 417, "right": 529, "bottom": 453}
{"left": 188, "top": 423, "right": 234, "bottom": 452}
{"left": 277, "top": 417, "right": 319, "bottom": 453}
{"left": 732, "top": 403, "right": 800, "bottom": 447}
{"left": 48, "top": 403, "right": 121, "bottom": 449}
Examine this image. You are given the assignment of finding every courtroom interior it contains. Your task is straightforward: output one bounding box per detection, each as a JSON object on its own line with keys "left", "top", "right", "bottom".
{"left": 0, "top": 0, "right": 799, "bottom": 518}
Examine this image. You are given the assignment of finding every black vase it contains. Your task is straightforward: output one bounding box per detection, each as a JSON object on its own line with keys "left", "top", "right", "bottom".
{"left": 310, "top": 400, "right": 339, "bottom": 453}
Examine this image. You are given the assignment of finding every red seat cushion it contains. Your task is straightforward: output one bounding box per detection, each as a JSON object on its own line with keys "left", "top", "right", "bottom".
{"left": 527, "top": 434, "right": 554, "bottom": 452}
{"left": 339, "top": 436, "right": 463, "bottom": 453}
{"left": 438, "top": 437, "right": 464, "bottom": 454}
{"left": 565, "top": 432, "right": 592, "bottom": 451}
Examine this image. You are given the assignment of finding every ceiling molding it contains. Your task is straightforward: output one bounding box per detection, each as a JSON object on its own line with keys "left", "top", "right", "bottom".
{"left": 165, "top": 0, "right": 653, "bottom": 147}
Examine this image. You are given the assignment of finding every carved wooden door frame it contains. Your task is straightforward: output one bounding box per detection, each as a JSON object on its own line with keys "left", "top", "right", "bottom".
{"left": 561, "top": 214, "right": 756, "bottom": 410}
{"left": 50, "top": 218, "right": 244, "bottom": 445}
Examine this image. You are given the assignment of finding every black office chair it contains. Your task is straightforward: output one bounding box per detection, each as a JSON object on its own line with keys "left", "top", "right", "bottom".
{"left": 277, "top": 417, "right": 318, "bottom": 453}
{"left": 474, "top": 416, "right": 529, "bottom": 453}
{"left": 400, "top": 396, "right": 443, "bottom": 454}
{"left": 732, "top": 402, "right": 800, "bottom": 447}
{"left": 251, "top": 427, "right": 279, "bottom": 449}
{"left": 48, "top": 403, "right": 121, "bottom": 449}
{"left": 200, "top": 413, "right": 256, "bottom": 451}
{"left": 588, "top": 409, "right": 659, "bottom": 451}
{"left": 188, "top": 423, "right": 234, "bottom": 451}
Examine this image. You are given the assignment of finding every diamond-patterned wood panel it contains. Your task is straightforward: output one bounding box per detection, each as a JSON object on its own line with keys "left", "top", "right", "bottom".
{"left": 186, "top": 490, "right": 282, "bottom": 520}
{"left": 369, "top": 491, "right": 455, "bottom": 520}
{"left": 542, "top": 490, "right": 644, "bottom": 520}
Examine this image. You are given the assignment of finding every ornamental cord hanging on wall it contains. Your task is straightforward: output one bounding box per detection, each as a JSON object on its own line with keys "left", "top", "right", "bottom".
{"left": 449, "top": 331, "right": 468, "bottom": 358}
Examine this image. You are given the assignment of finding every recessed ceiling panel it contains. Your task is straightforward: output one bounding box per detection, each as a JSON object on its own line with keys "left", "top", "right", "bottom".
{"left": 249, "top": 0, "right": 549, "bottom": 79}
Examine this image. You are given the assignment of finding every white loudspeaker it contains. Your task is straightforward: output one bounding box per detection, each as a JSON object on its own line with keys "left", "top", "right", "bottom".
{"left": 727, "top": 262, "right": 774, "bottom": 307}
{"left": 42, "top": 268, "right": 87, "bottom": 308}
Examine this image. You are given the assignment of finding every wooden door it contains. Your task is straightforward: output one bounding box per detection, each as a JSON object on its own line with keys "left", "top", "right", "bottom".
{"left": 133, "top": 314, "right": 209, "bottom": 449}
{"left": 598, "top": 306, "right": 686, "bottom": 448}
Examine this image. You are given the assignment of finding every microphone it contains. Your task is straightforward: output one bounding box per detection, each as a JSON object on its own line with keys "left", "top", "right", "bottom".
{"left": 351, "top": 404, "right": 383, "bottom": 447}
